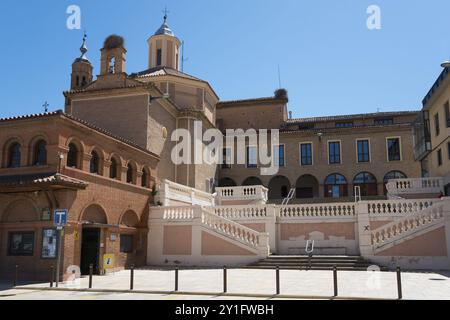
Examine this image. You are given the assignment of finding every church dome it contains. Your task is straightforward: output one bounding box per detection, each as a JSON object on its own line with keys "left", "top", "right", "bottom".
{"left": 154, "top": 20, "right": 175, "bottom": 37}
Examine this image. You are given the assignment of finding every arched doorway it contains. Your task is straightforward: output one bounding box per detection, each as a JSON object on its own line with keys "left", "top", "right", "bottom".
{"left": 268, "top": 176, "right": 291, "bottom": 200}
{"left": 80, "top": 204, "right": 108, "bottom": 275}
{"left": 218, "top": 177, "right": 237, "bottom": 187}
{"left": 242, "top": 177, "right": 263, "bottom": 186}
{"left": 295, "top": 175, "right": 319, "bottom": 198}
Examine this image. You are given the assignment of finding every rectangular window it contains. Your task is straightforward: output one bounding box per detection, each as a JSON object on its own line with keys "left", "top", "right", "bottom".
{"left": 273, "top": 145, "right": 285, "bottom": 167}
{"left": 434, "top": 113, "right": 440, "bottom": 136}
{"left": 41, "top": 229, "right": 57, "bottom": 259}
{"left": 300, "top": 143, "right": 313, "bottom": 166}
{"left": 328, "top": 141, "right": 341, "bottom": 164}
{"left": 357, "top": 140, "right": 370, "bottom": 163}
{"left": 246, "top": 146, "right": 257, "bottom": 168}
{"left": 374, "top": 118, "right": 394, "bottom": 125}
{"left": 445, "top": 101, "right": 450, "bottom": 128}
{"left": 156, "top": 49, "right": 162, "bottom": 66}
{"left": 335, "top": 121, "right": 353, "bottom": 128}
{"left": 387, "top": 138, "right": 401, "bottom": 161}
{"left": 437, "top": 149, "right": 443, "bottom": 166}
{"left": 221, "top": 148, "right": 231, "bottom": 169}
{"left": 120, "top": 234, "right": 134, "bottom": 253}
{"left": 8, "top": 232, "right": 34, "bottom": 256}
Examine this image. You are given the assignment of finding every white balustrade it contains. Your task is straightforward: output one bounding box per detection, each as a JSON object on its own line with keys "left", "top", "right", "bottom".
{"left": 367, "top": 199, "right": 434, "bottom": 215}
{"left": 279, "top": 203, "right": 355, "bottom": 218}
{"left": 371, "top": 204, "right": 445, "bottom": 248}
{"left": 215, "top": 185, "right": 269, "bottom": 205}
{"left": 386, "top": 177, "right": 444, "bottom": 196}
{"left": 214, "top": 205, "right": 271, "bottom": 220}
{"left": 158, "top": 179, "right": 215, "bottom": 206}
{"left": 201, "top": 209, "right": 268, "bottom": 250}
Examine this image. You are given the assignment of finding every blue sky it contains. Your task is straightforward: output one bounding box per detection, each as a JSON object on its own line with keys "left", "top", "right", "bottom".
{"left": 0, "top": 0, "right": 448, "bottom": 119}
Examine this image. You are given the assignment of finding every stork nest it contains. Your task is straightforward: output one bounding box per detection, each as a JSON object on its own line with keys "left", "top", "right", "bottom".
{"left": 103, "top": 35, "right": 125, "bottom": 49}
{"left": 274, "top": 88, "right": 289, "bottom": 102}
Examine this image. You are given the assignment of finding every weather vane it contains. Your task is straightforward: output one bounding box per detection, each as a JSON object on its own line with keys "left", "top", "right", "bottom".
{"left": 43, "top": 101, "right": 49, "bottom": 113}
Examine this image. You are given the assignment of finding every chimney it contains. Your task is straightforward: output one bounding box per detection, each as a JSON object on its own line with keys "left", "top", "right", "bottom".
{"left": 289, "top": 111, "right": 292, "bottom": 119}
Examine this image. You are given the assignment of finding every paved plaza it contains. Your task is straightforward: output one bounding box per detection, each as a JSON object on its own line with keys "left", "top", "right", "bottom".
{"left": 1, "top": 268, "right": 449, "bottom": 300}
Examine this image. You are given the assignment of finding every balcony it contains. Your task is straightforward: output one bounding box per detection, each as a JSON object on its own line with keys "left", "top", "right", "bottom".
{"left": 215, "top": 185, "right": 269, "bottom": 206}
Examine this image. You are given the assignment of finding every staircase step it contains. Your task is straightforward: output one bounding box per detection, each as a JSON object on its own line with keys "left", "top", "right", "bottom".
{"left": 247, "top": 255, "right": 387, "bottom": 271}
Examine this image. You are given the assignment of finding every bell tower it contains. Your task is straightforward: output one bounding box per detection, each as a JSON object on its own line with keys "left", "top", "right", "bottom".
{"left": 100, "top": 35, "right": 127, "bottom": 75}
{"left": 147, "top": 12, "right": 181, "bottom": 70}
{"left": 71, "top": 33, "right": 93, "bottom": 90}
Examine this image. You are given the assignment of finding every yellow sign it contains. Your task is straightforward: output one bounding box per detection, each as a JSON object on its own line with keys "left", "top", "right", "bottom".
{"left": 103, "top": 254, "right": 115, "bottom": 269}
{"left": 74, "top": 231, "right": 79, "bottom": 241}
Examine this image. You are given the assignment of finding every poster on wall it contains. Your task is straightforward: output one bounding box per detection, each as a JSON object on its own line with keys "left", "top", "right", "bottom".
{"left": 42, "top": 229, "right": 57, "bottom": 258}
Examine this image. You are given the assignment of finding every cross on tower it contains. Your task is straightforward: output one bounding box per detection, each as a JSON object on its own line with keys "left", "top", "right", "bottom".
{"left": 163, "top": 7, "right": 170, "bottom": 22}
{"left": 43, "top": 101, "right": 49, "bottom": 113}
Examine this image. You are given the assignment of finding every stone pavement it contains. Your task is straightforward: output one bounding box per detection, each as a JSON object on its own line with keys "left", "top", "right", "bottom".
{"left": 2, "top": 268, "right": 450, "bottom": 300}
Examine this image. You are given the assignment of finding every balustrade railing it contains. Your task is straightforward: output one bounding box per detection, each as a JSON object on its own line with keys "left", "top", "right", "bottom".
{"left": 279, "top": 203, "right": 356, "bottom": 218}
{"left": 371, "top": 204, "right": 445, "bottom": 248}
{"left": 215, "top": 186, "right": 269, "bottom": 204}
{"left": 158, "top": 179, "right": 215, "bottom": 206}
{"left": 386, "top": 177, "right": 444, "bottom": 195}
{"left": 367, "top": 199, "right": 434, "bottom": 215}
{"left": 214, "top": 205, "right": 271, "bottom": 220}
{"left": 201, "top": 209, "right": 268, "bottom": 250}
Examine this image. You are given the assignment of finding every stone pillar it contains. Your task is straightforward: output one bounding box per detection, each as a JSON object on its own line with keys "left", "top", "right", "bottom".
{"left": 136, "top": 170, "right": 143, "bottom": 187}
{"left": 120, "top": 165, "right": 128, "bottom": 182}
{"left": 191, "top": 206, "right": 203, "bottom": 259}
{"left": 265, "top": 205, "right": 278, "bottom": 254}
{"left": 82, "top": 152, "right": 91, "bottom": 172}
{"left": 356, "top": 201, "right": 373, "bottom": 257}
{"left": 103, "top": 159, "right": 112, "bottom": 178}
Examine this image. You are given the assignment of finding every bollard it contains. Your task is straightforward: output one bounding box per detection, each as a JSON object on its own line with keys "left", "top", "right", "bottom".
{"left": 333, "top": 266, "right": 338, "bottom": 297}
{"left": 223, "top": 267, "right": 227, "bottom": 293}
{"left": 130, "top": 265, "right": 134, "bottom": 291}
{"left": 13, "top": 265, "right": 18, "bottom": 287}
{"left": 88, "top": 264, "right": 93, "bottom": 289}
{"left": 396, "top": 267, "right": 402, "bottom": 300}
{"left": 50, "top": 266, "right": 54, "bottom": 288}
{"left": 174, "top": 267, "right": 179, "bottom": 292}
{"left": 276, "top": 266, "right": 280, "bottom": 295}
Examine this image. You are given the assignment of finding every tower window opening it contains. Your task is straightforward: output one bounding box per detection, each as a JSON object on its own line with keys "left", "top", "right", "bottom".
{"left": 157, "top": 49, "right": 162, "bottom": 66}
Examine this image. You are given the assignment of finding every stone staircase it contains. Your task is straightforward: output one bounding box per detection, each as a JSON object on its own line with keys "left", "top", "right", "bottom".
{"left": 246, "top": 255, "right": 386, "bottom": 271}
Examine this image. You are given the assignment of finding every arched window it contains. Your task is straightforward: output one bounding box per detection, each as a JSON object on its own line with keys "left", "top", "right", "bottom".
{"left": 325, "top": 174, "right": 348, "bottom": 198}
{"left": 90, "top": 151, "right": 100, "bottom": 174}
{"left": 141, "top": 168, "right": 149, "bottom": 188}
{"left": 383, "top": 171, "right": 407, "bottom": 195}
{"left": 67, "top": 143, "right": 79, "bottom": 168}
{"left": 353, "top": 172, "right": 378, "bottom": 196}
{"left": 126, "top": 164, "right": 134, "bottom": 184}
{"left": 8, "top": 143, "right": 21, "bottom": 168}
{"left": 33, "top": 140, "right": 47, "bottom": 166}
{"left": 218, "top": 178, "right": 237, "bottom": 187}
{"left": 110, "top": 157, "right": 119, "bottom": 179}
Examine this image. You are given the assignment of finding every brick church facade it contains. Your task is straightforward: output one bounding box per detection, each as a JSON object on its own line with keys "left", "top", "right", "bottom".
{"left": 0, "top": 16, "right": 449, "bottom": 280}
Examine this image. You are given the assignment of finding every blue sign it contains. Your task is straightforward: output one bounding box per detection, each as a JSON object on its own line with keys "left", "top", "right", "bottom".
{"left": 54, "top": 209, "right": 68, "bottom": 228}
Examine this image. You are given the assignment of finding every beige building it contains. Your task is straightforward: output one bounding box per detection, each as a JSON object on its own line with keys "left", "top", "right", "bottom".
{"left": 415, "top": 62, "right": 450, "bottom": 193}
{"left": 217, "top": 96, "right": 421, "bottom": 202}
